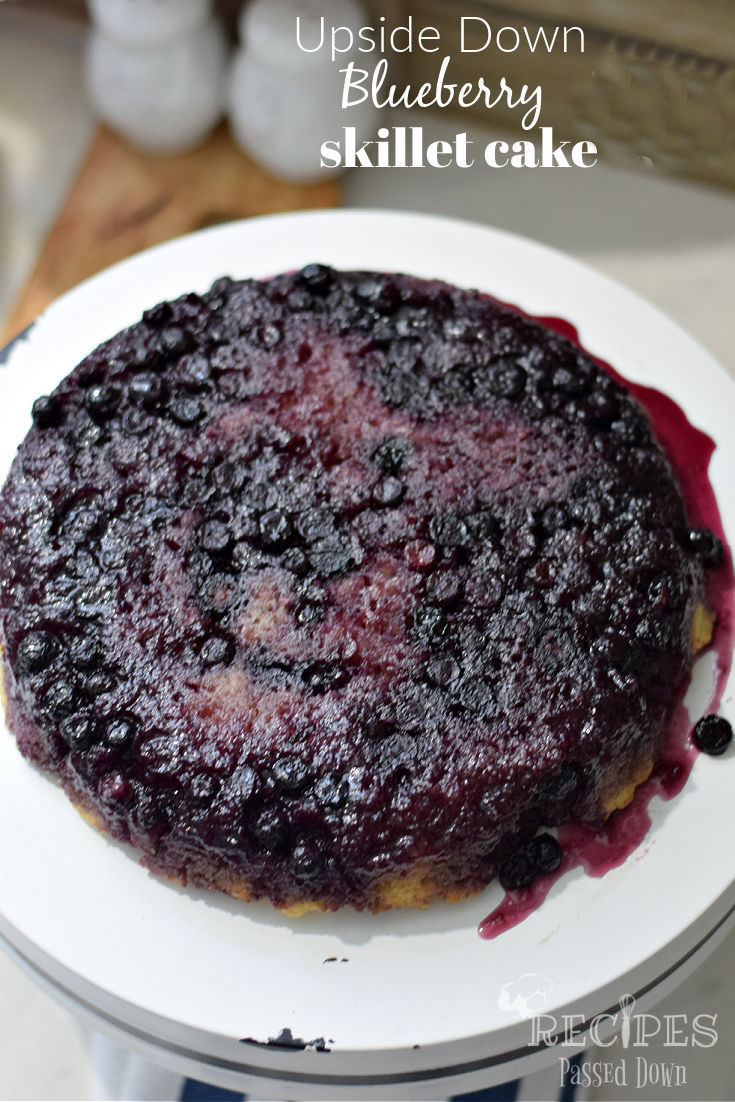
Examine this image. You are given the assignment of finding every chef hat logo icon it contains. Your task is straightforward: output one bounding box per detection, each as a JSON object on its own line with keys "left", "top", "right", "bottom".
{"left": 498, "top": 973, "right": 554, "bottom": 1017}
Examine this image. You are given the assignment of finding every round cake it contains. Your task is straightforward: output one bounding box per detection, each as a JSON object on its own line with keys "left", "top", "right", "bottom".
{"left": 0, "top": 266, "right": 717, "bottom": 913}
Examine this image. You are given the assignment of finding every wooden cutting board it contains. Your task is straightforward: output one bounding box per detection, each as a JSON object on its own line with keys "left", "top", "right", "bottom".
{"left": 2, "top": 123, "right": 340, "bottom": 344}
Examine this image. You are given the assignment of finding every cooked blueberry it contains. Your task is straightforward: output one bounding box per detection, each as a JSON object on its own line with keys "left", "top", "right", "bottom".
{"left": 424, "top": 572, "right": 461, "bottom": 607}
{"left": 250, "top": 807, "right": 287, "bottom": 851}
{"left": 191, "top": 774, "right": 218, "bottom": 805}
{"left": 429, "top": 513, "right": 469, "bottom": 547}
{"left": 372, "top": 477, "right": 404, "bottom": 507}
{"left": 31, "top": 394, "right": 63, "bottom": 428}
{"left": 467, "top": 511, "right": 498, "bottom": 541}
{"left": 296, "top": 508, "right": 336, "bottom": 543}
{"left": 498, "top": 851, "right": 536, "bottom": 891}
{"left": 177, "top": 352, "right": 211, "bottom": 390}
{"left": 255, "top": 323, "right": 282, "bottom": 349}
{"left": 685, "top": 528, "right": 723, "bottom": 567}
{"left": 197, "top": 519, "right": 232, "bottom": 556}
{"left": 302, "top": 662, "right": 347, "bottom": 692}
{"left": 104, "top": 713, "right": 138, "bottom": 749}
{"left": 692, "top": 714, "right": 732, "bottom": 756}
{"left": 541, "top": 765, "right": 578, "bottom": 803}
{"left": 425, "top": 655, "right": 460, "bottom": 688}
{"left": 296, "top": 602, "right": 324, "bottom": 626}
{"left": 403, "top": 539, "right": 437, "bottom": 572}
{"left": 143, "top": 301, "right": 172, "bottom": 327}
{"left": 487, "top": 362, "right": 526, "bottom": 400}
{"left": 539, "top": 505, "right": 568, "bottom": 536}
{"left": 308, "top": 536, "right": 357, "bottom": 576}
{"left": 60, "top": 712, "right": 96, "bottom": 751}
{"left": 84, "top": 670, "right": 116, "bottom": 697}
{"left": 259, "top": 509, "right": 291, "bottom": 547}
{"left": 15, "top": 630, "right": 58, "bottom": 675}
{"left": 300, "top": 264, "right": 333, "bottom": 293}
{"left": 372, "top": 435, "right": 408, "bottom": 474}
{"left": 282, "top": 548, "right": 309, "bottom": 576}
{"left": 315, "top": 773, "right": 349, "bottom": 809}
{"left": 200, "top": 633, "right": 236, "bottom": 668}
{"left": 69, "top": 635, "right": 102, "bottom": 671}
{"left": 355, "top": 277, "right": 399, "bottom": 310}
{"left": 160, "top": 325, "right": 191, "bottom": 356}
{"left": 411, "top": 604, "right": 447, "bottom": 644}
{"left": 85, "top": 384, "right": 121, "bottom": 420}
{"left": 99, "top": 772, "right": 132, "bottom": 805}
{"left": 524, "top": 833, "right": 562, "bottom": 874}
{"left": 169, "top": 395, "right": 204, "bottom": 425}
{"left": 288, "top": 841, "right": 324, "bottom": 881}
{"left": 271, "top": 755, "right": 312, "bottom": 795}
{"left": 129, "top": 372, "right": 167, "bottom": 409}
{"left": 42, "top": 680, "right": 77, "bottom": 722}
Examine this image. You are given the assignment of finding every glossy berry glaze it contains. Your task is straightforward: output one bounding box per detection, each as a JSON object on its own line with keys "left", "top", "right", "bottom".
{"left": 0, "top": 267, "right": 719, "bottom": 912}
{"left": 480, "top": 318, "right": 733, "bottom": 938}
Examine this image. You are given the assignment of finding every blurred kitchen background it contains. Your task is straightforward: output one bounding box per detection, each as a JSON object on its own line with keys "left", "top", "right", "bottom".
{"left": 1, "top": 0, "right": 735, "bottom": 1099}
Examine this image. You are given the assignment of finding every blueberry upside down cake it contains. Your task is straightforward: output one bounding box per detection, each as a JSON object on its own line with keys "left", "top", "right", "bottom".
{"left": 0, "top": 266, "right": 720, "bottom": 913}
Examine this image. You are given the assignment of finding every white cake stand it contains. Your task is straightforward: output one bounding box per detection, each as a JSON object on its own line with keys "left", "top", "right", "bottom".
{"left": 0, "top": 212, "right": 733, "bottom": 1099}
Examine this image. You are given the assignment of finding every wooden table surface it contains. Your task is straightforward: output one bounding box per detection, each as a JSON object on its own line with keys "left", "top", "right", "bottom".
{"left": 2, "top": 123, "right": 340, "bottom": 344}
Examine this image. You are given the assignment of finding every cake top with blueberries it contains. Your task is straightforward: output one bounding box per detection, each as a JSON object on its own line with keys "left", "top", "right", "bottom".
{"left": 0, "top": 265, "right": 714, "bottom": 912}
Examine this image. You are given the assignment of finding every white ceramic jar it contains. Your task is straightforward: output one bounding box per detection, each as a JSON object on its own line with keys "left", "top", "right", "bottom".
{"left": 85, "top": 0, "right": 227, "bottom": 154}
{"left": 87, "top": 0, "right": 212, "bottom": 48}
{"left": 228, "top": 0, "right": 378, "bottom": 183}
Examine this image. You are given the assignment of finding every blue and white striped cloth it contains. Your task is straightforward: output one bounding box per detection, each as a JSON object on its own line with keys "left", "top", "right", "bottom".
{"left": 90, "top": 1032, "right": 583, "bottom": 1102}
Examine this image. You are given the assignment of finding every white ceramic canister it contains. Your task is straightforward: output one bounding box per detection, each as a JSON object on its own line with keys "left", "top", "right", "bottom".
{"left": 85, "top": 14, "right": 228, "bottom": 154}
{"left": 87, "top": 0, "right": 212, "bottom": 48}
{"left": 229, "top": 0, "right": 378, "bottom": 183}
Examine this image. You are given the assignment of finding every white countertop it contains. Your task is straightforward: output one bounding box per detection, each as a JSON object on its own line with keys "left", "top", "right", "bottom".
{"left": 0, "top": 8, "right": 734, "bottom": 1102}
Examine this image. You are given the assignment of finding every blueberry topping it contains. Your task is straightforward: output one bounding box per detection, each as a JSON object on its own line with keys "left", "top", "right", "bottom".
{"left": 177, "top": 353, "right": 211, "bottom": 390}
{"left": 271, "top": 755, "right": 312, "bottom": 796}
{"left": 498, "top": 851, "right": 536, "bottom": 891}
{"left": 296, "top": 508, "right": 336, "bottom": 543}
{"left": 200, "top": 633, "right": 236, "bottom": 668}
{"left": 692, "top": 714, "right": 732, "bottom": 756}
{"left": 542, "top": 763, "right": 580, "bottom": 801}
{"left": 486, "top": 362, "right": 526, "bottom": 400}
{"left": 15, "top": 630, "right": 58, "bottom": 675}
{"left": 259, "top": 509, "right": 291, "bottom": 547}
{"left": 429, "top": 513, "right": 469, "bottom": 547}
{"left": 314, "top": 773, "right": 349, "bottom": 809}
{"left": 524, "top": 833, "right": 562, "bottom": 874}
{"left": 282, "top": 548, "right": 309, "bottom": 576}
{"left": 69, "top": 635, "right": 102, "bottom": 671}
{"left": 251, "top": 807, "right": 287, "bottom": 851}
{"left": 104, "top": 713, "right": 138, "bottom": 749}
{"left": 255, "top": 323, "right": 282, "bottom": 350}
{"left": 197, "top": 519, "right": 232, "bottom": 556}
{"left": 191, "top": 774, "right": 218, "bottom": 805}
{"left": 85, "top": 383, "right": 121, "bottom": 421}
{"left": 372, "top": 435, "right": 408, "bottom": 474}
{"left": 288, "top": 841, "right": 324, "bottom": 881}
{"left": 129, "top": 372, "right": 167, "bottom": 409}
{"left": 372, "top": 477, "right": 404, "bottom": 507}
{"left": 169, "top": 395, "right": 204, "bottom": 425}
{"left": 685, "top": 528, "right": 723, "bottom": 567}
{"left": 60, "top": 712, "right": 96, "bottom": 751}
{"left": 300, "top": 264, "right": 333, "bottom": 294}
{"left": 42, "top": 680, "right": 77, "bottom": 723}
{"left": 31, "top": 394, "right": 63, "bottom": 428}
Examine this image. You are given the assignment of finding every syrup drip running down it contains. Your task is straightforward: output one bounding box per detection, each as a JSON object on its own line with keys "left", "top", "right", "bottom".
{"left": 479, "top": 314, "right": 734, "bottom": 940}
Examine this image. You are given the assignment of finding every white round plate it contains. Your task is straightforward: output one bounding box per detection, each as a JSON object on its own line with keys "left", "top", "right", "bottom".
{"left": 0, "top": 211, "right": 733, "bottom": 1098}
